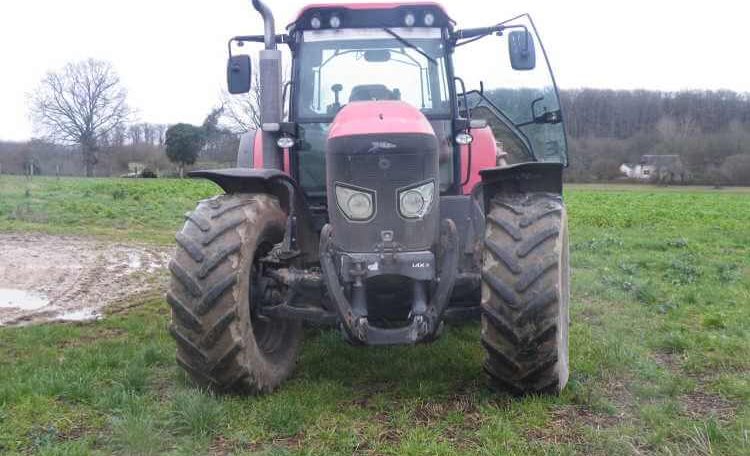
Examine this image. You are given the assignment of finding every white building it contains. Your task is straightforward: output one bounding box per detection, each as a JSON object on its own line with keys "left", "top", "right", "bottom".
{"left": 620, "top": 155, "right": 686, "bottom": 182}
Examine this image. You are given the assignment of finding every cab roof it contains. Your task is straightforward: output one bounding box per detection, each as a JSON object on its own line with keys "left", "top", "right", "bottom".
{"left": 288, "top": 2, "right": 454, "bottom": 31}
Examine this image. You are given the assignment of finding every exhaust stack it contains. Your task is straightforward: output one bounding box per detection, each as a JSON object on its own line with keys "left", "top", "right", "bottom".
{"left": 251, "top": 0, "right": 276, "bottom": 50}
{"left": 251, "top": 0, "right": 283, "bottom": 169}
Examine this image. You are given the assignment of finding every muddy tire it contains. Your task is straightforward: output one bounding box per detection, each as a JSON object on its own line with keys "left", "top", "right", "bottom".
{"left": 480, "top": 193, "right": 570, "bottom": 395}
{"left": 167, "top": 193, "right": 303, "bottom": 394}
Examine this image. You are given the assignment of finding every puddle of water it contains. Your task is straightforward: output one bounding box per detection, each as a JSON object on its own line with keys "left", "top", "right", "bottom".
{"left": 127, "top": 252, "right": 142, "bottom": 269}
{"left": 56, "top": 308, "right": 101, "bottom": 322}
{"left": 0, "top": 288, "right": 49, "bottom": 310}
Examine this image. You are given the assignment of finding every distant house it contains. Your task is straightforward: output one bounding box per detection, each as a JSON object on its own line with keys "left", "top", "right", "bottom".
{"left": 620, "top": 155, "right": 687, "bottom": 183}
{"left": 120, "top": 161, "right": 157, "bottom": 178}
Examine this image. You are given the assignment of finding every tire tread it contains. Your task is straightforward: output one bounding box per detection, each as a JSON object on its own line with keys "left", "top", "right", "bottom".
{"left": 168, "top": 194, "right": 301, "bottom": 394}
{"left": 480, "top": 193, "right": 569, "bottom": 395}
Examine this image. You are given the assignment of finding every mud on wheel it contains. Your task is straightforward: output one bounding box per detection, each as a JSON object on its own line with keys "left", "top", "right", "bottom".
{"left": 167, "top": 193, "right": 302, "bottom": 393}
{"left": 480, "top": 192, "right": 570, "bottom": 395}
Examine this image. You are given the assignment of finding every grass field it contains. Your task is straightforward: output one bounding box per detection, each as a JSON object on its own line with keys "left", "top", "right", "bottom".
{"left": 0, "top": 175, "right": 749, "bottom": 455}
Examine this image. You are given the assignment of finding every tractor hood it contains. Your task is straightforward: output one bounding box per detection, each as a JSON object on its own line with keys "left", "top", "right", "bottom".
{"left": 328, "top": 101, "right": 435, "bottom": 139}
{"left": 325, "top": 101, "right": 439, "bottom": 253}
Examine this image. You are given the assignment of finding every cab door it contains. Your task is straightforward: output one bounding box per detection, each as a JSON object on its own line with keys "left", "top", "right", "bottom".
{"left": 452, "top": 14, "right": 567, "bottom": 165}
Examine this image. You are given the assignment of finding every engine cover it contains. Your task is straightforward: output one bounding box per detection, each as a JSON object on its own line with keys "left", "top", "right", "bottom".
{"left": 326, "top": 101, "right": 439, "bottom": 253}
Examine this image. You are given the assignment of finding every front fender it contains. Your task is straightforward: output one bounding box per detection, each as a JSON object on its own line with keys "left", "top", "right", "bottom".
{"left": 189, "top": 168, "right": 319, "bottom": 262}
{"left": 189, "top": 168, "right": 294, "bottom": 211}
{"left": 478, "top": 162, "right": 564, "bottom": 209}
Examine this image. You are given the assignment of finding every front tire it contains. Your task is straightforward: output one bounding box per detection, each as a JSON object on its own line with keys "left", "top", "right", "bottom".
{"left": 167, "top": 193, "right": 303, "bottom": 393}
{"left": 480, "top": 193, "right": 570, "bottom": 395}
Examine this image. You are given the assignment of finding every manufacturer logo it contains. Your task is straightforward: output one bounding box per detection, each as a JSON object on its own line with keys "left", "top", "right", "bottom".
{"left": 368, "top": 141, "right": 397, "bottom": 153}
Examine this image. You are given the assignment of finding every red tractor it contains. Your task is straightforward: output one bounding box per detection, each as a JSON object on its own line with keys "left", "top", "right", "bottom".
{"left": 168, "top": 1, "right": 570, "bottom": 395}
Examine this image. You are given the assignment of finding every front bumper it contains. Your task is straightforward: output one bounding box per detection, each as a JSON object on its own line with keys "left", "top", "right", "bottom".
{"left": 320, "top": 219, "right": 459, "bottom": 345}
{"left": 339, "top": 251, "right": 435, "bottom": 282}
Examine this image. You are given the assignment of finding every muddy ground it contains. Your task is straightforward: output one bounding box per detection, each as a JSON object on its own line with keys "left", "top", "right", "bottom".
{"left": 0, "top": 233, "right": 171, "bottom": 326}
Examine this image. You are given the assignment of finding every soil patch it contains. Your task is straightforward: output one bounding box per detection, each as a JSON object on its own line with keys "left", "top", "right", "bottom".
{"left": 0, "top": 233, "right": 171, "bottom": 326}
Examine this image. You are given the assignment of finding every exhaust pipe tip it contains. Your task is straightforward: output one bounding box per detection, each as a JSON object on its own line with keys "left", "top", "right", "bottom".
{"left": 251, "top": 0, "right": 276, "bottom": 50}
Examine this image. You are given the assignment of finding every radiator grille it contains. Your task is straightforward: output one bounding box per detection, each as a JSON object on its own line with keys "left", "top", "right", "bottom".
{"left": 347, "top": 153, "right": 424, "bottom": 185}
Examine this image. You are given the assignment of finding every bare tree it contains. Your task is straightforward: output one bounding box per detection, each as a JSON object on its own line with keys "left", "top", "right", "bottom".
{"left": 220, "top": 83, "right": 261, "bottom": 133}
{"left": 128, "top": 123, "right": 143, "bottom": 146}
{"left": 142, "top": 123, "right": 155, "bottom": 145}
{"left": 109, "top": 124, "right": 127, "bottom": 148}
{"left": 30, "top": 59, "right": 130, "bottom": 177}
{"left": 219, "top": 58, "right": 289, "bottom": 133}
{"left": 154, "top": 124, "right": 168, "bottom": 146}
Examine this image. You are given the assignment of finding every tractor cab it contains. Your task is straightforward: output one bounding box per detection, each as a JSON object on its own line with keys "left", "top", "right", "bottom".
{"left": 292, "top": 19, "right": 453, "bottom": 198}
{"left": 227, "top": 3, "right": 567, "bottom": 203}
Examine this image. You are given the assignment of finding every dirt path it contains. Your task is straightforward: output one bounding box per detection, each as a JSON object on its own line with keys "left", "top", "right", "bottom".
{"left": 0, "top": 233, "right": 171, "bottom": 326}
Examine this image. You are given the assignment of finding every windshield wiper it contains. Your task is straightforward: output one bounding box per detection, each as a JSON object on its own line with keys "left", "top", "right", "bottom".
{"left": 383, "top": 28, "right": 437, "bottom": 65}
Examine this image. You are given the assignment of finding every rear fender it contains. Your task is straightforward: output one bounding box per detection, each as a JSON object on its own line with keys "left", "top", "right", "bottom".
{"left": 460, "top": 126, "right": 499, "bottom": 195}
{"left": 236, "top": 131, "right": 257, "bottom": 168}
{"left": 478, "top": 162, "right": 563, "bottom": 210}
{"left": 188, "top": 168, "right": 318, "bottom": 261}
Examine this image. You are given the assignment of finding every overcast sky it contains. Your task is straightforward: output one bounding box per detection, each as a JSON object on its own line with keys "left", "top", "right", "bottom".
{"left": 1, "top": 0, "right": 747, "bottom": 141}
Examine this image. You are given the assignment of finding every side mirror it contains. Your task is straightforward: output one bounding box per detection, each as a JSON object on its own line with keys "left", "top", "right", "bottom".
{"left": 508, "top": 30, "right": 536, "bottom": 70}
{"left": 227, "top": 55, "right": 252, "bottom": 94}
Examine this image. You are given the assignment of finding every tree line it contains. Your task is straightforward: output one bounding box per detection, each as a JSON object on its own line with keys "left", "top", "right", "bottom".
{"left": 0, "top": 116, "right": 239, "bottom": 178}
{"left": 560, "top": 89, "right": 750, "bottom": 184}
{"left": 562, "top": 89, "right": 750, "bottom": 139}
{"left": 0, "top": 59, "right": 241, "bottom": 178}
{"left": 2, "top": 58, "right": 749, "bottom": 184}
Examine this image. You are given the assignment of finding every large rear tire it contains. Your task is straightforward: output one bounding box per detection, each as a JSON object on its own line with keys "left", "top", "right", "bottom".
{"left": 480, "top": 193, "right": 570, "bottom": 395}
{"left": 167, "top": 193, "right": 303, "bottom": 394}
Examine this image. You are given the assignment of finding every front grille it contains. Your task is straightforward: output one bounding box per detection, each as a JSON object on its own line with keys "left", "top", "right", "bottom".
{"left": 327, "top": 133, "right": 439, "bottom": 252}
{"left": 347, "top": 153, "right": 423, "bottom": 185}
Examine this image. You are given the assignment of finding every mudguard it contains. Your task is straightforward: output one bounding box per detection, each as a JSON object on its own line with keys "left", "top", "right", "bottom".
{"left": 188, "top": 168, "right": 318, "bottom": 261}
{"left": 478, "top": 162, "right": 563, "bottom": 209}
{"left": 190, "top": 168, "right": 294, "bottom": 209}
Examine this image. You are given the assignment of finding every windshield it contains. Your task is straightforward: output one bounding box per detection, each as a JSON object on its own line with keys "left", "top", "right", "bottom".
{"left": 292, "top": 27, "right": 454, "bottom": 197}
{"left": 295, "top": 28, "right": 451, "bottom": 120}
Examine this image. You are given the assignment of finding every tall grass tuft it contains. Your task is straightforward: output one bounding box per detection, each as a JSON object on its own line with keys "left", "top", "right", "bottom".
{"left": 109, "top": 403, "right": 166, "bottom": 456}
{"left": 169, "top": 388, "right": 224, "bottom": 438}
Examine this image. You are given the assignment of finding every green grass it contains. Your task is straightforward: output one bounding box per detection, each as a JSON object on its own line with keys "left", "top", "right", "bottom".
{"left": 0, "top": 175, "right": 218, "bottom": 244}
{"left": 1, "top": 176, "right": 749, "bottom": 454}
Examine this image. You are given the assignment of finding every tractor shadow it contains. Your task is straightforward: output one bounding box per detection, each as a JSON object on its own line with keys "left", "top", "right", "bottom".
{"left": 230, "top": 324, "right": 547, "bottom": 440}
{"left": 295, "top": 323, "right": 486, "bottom": 400}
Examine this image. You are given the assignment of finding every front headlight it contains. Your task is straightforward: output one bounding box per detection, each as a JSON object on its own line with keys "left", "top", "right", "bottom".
{"left": 398, "top": 181, "right": 434, "bottom": 219}
{"left": 335, "top": 184, "right": 375, "bottom": 221}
